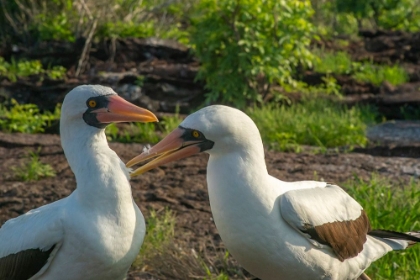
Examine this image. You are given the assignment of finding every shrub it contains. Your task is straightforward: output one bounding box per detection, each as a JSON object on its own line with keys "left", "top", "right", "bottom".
{"left": 190, "top": 0, "right": 315, "bottom": 108}
{"left": 12, "top": 150, "right": 56, "bottom": 181}
{"left": 0, "top": 0, "right": 76, "bottom": 42}
{"left": 0, "top": 57, "right": 66, "bottom": 82}
{"left": 0, "top": 100, "right": 61, "bottom": 133}
{"left": 311, "top": 0, "right": 420, "bottom": 37}
{"left": 335, "top": 0, "right": 420, "bottom": 31}
{"left": 312, "top": 50, "right": 353, "bottom": 75}
{"left": 32, "top": 1, "right": 76, "bottom": 42}
{"left": 0, "top": 0, "right": 192, "bottom": 43}
{"left": 311, "top": 50, "right": 409, "bottom": 86}
{"left": 353, "top": 64, "right": 409, "bottom": 86}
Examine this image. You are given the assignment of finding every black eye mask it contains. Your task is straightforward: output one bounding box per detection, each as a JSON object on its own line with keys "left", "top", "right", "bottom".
{"left": 179, "top": 126, "right": 215, "bottom": 152}
{"left": 82, "top": 95, "right": 112, "bottom": 129}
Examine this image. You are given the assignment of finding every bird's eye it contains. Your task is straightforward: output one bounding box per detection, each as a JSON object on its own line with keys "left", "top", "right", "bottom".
{"left": 88, "top": 100, "right": 97, "bottom": 108}
{"left": 192, "top": 130, "right": 200, "bottom": 138}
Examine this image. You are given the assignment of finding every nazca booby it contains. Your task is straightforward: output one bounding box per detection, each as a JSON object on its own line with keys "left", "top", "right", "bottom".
{"left": 0, "top": 85, "right": 158, "bottom": 280}
{"left": 127, "top": 105, "right": 420, "bottom": 280}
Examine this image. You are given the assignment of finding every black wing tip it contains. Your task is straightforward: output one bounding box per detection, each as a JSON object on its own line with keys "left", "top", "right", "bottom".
{"left": 368, "top": 229, "right": 420, "bottom": 243}
{"left": 0, "top": 244, "right": 56, "bottom": 280}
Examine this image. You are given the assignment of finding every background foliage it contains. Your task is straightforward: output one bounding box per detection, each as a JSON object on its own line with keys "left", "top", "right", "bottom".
{"left": 1, "top": 0, "right": 419, "bottom": 105}
{"left": 190, "top": 0, "right": 315, "bottom": 107}
{"left": 312, "top": 0, "right": 420, "bottom": 35}
{"left": 0, "top": 0, "right": 419, "bottom": 150}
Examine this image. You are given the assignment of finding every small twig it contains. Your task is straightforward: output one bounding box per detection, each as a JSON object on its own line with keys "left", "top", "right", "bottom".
{"left": 0, "top": 0, "right": 20, "bottom": 35}
{"left": 123, "top": 0, "right": 144, "bottom": 22}
{"left": 137, "top": 0, "right": 177, "bottom": 22}
{"left": 79, "top": 0, "right": 93, "bottom": 21}
{"left": 262, "top": 82, "right": 271, "bottom": 101}
{"left": 75, "top": 8, "right": 86, "bottom": 38}
{"left": 108, "top": 37, "right": 117, "bottom": 64}
{"left": 14, "top": 0, "right": 33, "bottom": 18}
{"left": 75, "top": 18, "right": 97, "bottom": 77}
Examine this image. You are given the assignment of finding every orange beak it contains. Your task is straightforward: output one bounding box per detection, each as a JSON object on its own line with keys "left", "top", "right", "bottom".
{"left": 92, "top": 95, "right": 158, "bottom": 123}
{"left": 126, "top": 127, "right": 213, "bottom": 177}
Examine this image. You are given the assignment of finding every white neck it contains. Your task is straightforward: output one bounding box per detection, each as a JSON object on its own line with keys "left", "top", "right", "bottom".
{"left": 60, "top": 122, "right": 133, "bottom": 210}
{"left": 207, "top": 144, "right": 270, "bottom": 209}
{"left": 206, "top": 148, "right": 278, "bottom": 253}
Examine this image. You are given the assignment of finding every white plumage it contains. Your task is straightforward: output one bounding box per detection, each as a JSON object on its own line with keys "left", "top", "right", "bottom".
{"left": 280, "top": 184, "right": 363, "bottom": 229}
{"left": 127, "top": 104, "right": 420, "bottom": 280}
{"left": 0, "top": 85, "right": 157, "bottom": 280}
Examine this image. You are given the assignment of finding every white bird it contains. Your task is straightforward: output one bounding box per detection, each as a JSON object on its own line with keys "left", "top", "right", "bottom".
{"left": 127, "top": 105, "right": 420, "bottom": 280}
{"left": 0, "top": 85, "right": 158, "bottom": 280}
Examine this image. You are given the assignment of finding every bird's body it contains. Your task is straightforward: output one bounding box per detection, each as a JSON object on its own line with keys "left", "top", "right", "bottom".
{"left": 0, "top": 85, "right": 157, "bottom": 280}
{"left": 207, "top": 161, "right": 390, "bottom": 279}
{"left": 128, "top": 105, "right": 420, "bottom": 280}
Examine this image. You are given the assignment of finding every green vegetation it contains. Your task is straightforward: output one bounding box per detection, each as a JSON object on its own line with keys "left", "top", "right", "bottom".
{"left": 312, "top": 50, "right": 409, "bottom": 86}
{"left": 0, "top": 100, "right": 61, "bottom": 133}
{"left": 354, "top": 64, "right": 409, "bottom": 86}
{"left": 0, "top": 0, "right": 417, "bottom": 153}
{"left": 0, "top": 0, "right": 190, "bottom": 43}
{"left": 0, "top": 97, "right": 379, "bottom": 153}
{"left": 2, "top": 0, "right": 419, "bottom": 43}
{"left": 106, "top": 122, "right": 159, "bottom": 144}
{"left": 160, "top": 113, "right": 184, "bottom": 134}
{"left": 200, "top": 250, "right": 241, "bottom": 280}
{"left": 12, "top": 150, "right": 56, "bottom": 181}
{"left": 312, "top": 0, "right": 420, "bottom": 36}
{"left": 247, "top": 99, "right": 377, "bottom": 152}
{"left": 0, "top": 0, "right": 417, "bottom": 108}
{"left": 106, "top": 113, "right": 184, "bottom": 144}
{"left": 136, "top": 218, "right": 246, "bottom": 279}
{"left": 312, "top": 50, "right": 354, "bottom": 75}
{"left": 0, "top": 98, "right": 184, "bottom": 143}
{"left": 335, "top": 0, "right": 420, "bottom": 32}
{"left": 134, "top": 208, "right": 176, "bottom": 267}
{"left": 285, "top": 75, "right": 342, "bottom": 96}
{"left": 345, "top": 176, "right": 420, "bottom": 279}
{"left": 0, "top": 57, "right": 66, "bottom": 82}
{"left": 191, "top": 0, "right": 315, "bottom": 107}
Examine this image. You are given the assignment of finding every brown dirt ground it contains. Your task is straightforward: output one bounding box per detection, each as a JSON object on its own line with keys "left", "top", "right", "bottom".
{"left": 2, "top": 131, "right": 420, "bottom": 279}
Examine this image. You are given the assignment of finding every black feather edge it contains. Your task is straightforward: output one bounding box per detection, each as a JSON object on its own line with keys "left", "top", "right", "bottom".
{"left": 368, "top": 229, "right": 420, "bottom": 242}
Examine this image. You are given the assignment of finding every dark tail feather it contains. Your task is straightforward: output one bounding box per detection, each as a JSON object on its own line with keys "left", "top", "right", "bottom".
{"left": 369, "top": 229, "right": 420, "bottom": 247}
{"left": 358, "top": 273, "right": 371, "bottom": 280}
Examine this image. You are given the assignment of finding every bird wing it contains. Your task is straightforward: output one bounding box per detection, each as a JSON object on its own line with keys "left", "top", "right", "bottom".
{"left": 280, "top": 184, "right": 371, "bottom": 261}
{"left": 0, "top": 199, "right": 64, "bottom": 279}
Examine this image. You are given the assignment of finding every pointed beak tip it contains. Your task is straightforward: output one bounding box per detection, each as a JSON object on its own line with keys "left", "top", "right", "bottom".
{"left": 126, "top": 158, "right": 138, "bottom": 168}
{"left": 150, "top": 113, "right": 159, "bottom": 122}
{"left": 129, "top": 168, "right": 145, "bottom": 178}
{"left": 141, "top": 112, "right": 159, "bottom": 123}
